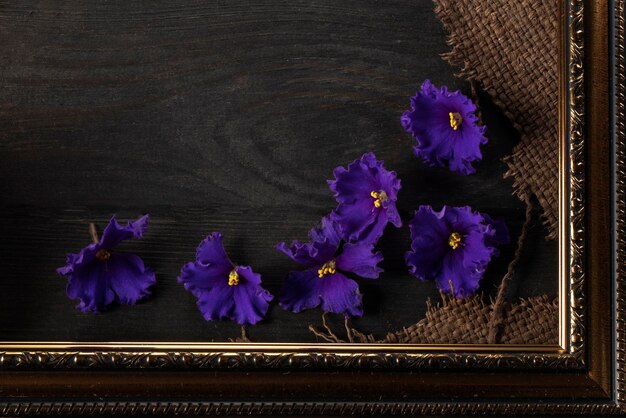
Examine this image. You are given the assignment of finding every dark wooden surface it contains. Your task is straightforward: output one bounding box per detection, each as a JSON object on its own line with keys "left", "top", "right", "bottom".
{"left": 0, "top": 1, "right": 556, "bottom": 343}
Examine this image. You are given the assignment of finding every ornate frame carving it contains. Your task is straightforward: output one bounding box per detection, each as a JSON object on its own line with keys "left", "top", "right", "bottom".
{"left": 613, "top": 0, "right": 625, "bottom": 407}
{"left": 0, "top": 0, "right": 622, "bottom": 414}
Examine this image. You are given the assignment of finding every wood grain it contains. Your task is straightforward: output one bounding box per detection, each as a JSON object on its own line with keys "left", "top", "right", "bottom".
{"left": 0, "top": 1, "right": 557, "bottom": 343}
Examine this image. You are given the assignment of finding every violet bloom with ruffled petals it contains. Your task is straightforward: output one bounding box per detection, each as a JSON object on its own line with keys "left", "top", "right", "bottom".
{"left": 277, "top": 216, "right": 383, "bottom": 317}
{"left": 178, "top": 232, "right": 273, "bottom": 325}
{"left": 405, "top": 206, "right": 508, "bottom": 297}
{"left": 57, "top": 215, "right": 155, "bottom": 313}
{"left": 328, "top": 152, "right": 401, "bottom": 243}
{"left": 401, "top": 80, "right": 487, "bottom": 175}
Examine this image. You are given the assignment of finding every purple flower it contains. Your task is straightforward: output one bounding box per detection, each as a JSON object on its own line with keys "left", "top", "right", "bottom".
{"left": 405, "top": 206, "right": 509, "bottom": 297}
{"left": 277, "top": 216, "right": 383, "bottom": 317}
{"left": 178, "top": 232, "right": 273, "bottom": 325}
{"left": 57, "top": 215, "right": 156, "bottom": 313}
{"left": 328, "top": 152, "right": 402, "bottom": 243}
{"left": 401, "top": 80, "right": 487, "bottom": 175}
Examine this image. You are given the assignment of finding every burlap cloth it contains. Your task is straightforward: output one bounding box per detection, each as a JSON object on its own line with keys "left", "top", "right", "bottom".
{"left": 309, "top": 1, "right": 560, "bottom": 345}
{"left": 310, "top": 294, "right": 558, "bottom": 344}
{"left": 435, "top": 0, "right": 559, "bottom": 239}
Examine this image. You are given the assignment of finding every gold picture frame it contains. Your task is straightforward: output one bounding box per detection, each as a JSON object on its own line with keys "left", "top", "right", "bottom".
{"left": 0, "top": 0, "right": 623, "bottom": 415}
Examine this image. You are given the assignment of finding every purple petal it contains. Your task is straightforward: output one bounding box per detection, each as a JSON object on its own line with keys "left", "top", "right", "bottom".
{"left": 178, "top": 232, "right": 234, "bottom": 297}
{"left": 234, "top": 265, "right": 260, "bottom": 285}
{"left": 58, "top": 215, "right": 154, "bottom": 313}
{"left": 402, "top": 80, "right": 487, "bottom": 176}
{"left": 335, "top": 242, "right": 383, "bottom": 279}
{"left": 179, "top": 245, "right": 273, "bottom": 324}
{"left": 279, "top": 269, "right": 363, "bottom": 316}
{"left": 327, "top": 152, "right": 379, "bottom": 204}
{"left": 195, "top": 232, "right": 234, "bottom": 269}
{"left": 406, "top": 205, "right": 509, "bottom": 297}
{"left": 279, "top": 269, "right": 324, "bottom": 313}
{"left": 106, "top": 253, "right": 155, "bottom": 305}
{"left": 407, "top": 205, "right": 503, "bottom": 297}
{"left": 276, "top": 216, "right": 341, "bottom": 266}
{"left": 360, "top": 209, "right": 393, "bottom": 244}
{"left": 481, "top": 212, "right": 511, "bottom": 252}
{"left": 195, "top": 282, "right": 236, "bottom": 321}
{"left": 385, "top": 202, "right": 402, "bottom": 228}
{"left": 309, "top": 215, "right": 342, "bottom": 249}
{"left": 329, "top": 199, "right": 377, "bottom": 242}
{"left": 317, "top": 272, "right": 363, "bottom": 317}
{"left": 65, "top": 259, "right": 114, "bottom": 313}
{"left": 405, "top": 206, "right": 450, "bottom": 281}
{"left": 275, "top": 241, "right": 318, "bottom": 267}
{"left": 436, "top": 250, "right": 474, "bottom": 296}
{"left": 376, "top": 164, "right": 402, "bottom": 204}
{"left": 232, "top": 280, "right": 274, "bottom": 325}
{"left": 329, "top": 152, "right": 402, "bottom": 242}
{"left": 444, "top": 209, "right": 496, "bottom": 296}
{"left": 437, "top": 247, "right": 486, "bottom": 298}
{"left": 178, "top": 260, "right": 231, "bottom": 298}
{"left": 57, "top": 243, "right": 98, "bottom": 276}
{"left": 98, "top": 214, "right": 149, "bottom": 249}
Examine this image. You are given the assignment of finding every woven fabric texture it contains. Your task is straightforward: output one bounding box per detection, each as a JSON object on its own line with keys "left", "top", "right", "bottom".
{"left": 309, "top": 295, "right": 559, "bottom": 345}
{"left": 433, "top": 0, "right": 559, "bottom": 239}
{"left": 381, "top": 295, "right": 558, "bottom": 344}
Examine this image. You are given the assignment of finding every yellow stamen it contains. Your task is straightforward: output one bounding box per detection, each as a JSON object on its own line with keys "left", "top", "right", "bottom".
{"left": 95, "top": 249, "right": 111, "bottom": 261}
{"left": 370, "top": 190, "right": 388, "bottom": 208}
{"left": 449, "top": 112, "right": 462, "bottom": 131}
{"left": 228, "top": 270, "right": 240, "bottom": 286}
{"left": 448, "top": 232, "right": 462, "bottom": 250}
{"left": 317, "top": 259, "right": 336, "bottom": 278}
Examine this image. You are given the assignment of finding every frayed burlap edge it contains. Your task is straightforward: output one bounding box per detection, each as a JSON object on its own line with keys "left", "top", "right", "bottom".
{"left": 433, "top": 0, "right": 559, "bottom": 239}
{"left": 309, "top": 294, "right": 558, "bottom": 345}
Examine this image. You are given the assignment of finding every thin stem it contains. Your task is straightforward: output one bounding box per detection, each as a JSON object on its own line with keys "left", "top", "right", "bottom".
{"left": 344, "top": 316, "right": 354, "bottom": 343}
{"left": 308, "top": 313, "right": 344, "bottom": 343}
{"left": 89, "top": 223, "right": 99, "bottom": 244}
{"left": 308, "top": 325, "right": 341, "bottom": 343}
{"left": 487, "top": 199, "right": 533, "bottom": 344}
{"left": 470, "top": 80, "right": 484, "bottom": 124}
{"left": 240, "top": 326, "right": 248, "bottom": 341}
